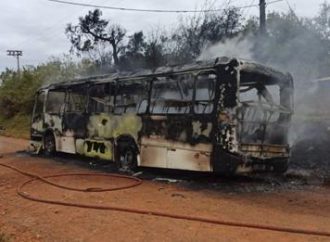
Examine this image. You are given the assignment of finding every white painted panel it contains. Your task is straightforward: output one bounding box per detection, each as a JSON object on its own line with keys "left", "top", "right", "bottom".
{"left": 167, "top": 149, "right": 212, "bottom": 171}
{"left": 57, "top": 137, "right": 76, "bottom": 154}
{"left": 140, "top": 145, "right": 167, "bottom": 168}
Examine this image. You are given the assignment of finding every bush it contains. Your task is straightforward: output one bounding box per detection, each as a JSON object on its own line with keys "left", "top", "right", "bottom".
{"left": 0, "top": 70, "right": 42, "bottom": 118}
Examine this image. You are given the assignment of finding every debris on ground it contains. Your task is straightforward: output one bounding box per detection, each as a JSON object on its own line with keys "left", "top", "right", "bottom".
{"left": 153, "top": 177, "right": 181, "bottom": 183}
{"left": 290, "top": 120, "right": 330, "bottom": 179}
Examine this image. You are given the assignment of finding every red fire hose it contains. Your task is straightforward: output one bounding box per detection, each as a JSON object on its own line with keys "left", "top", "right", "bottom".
{"left": 1, "top": 154, "right": 330, "bottom": 238}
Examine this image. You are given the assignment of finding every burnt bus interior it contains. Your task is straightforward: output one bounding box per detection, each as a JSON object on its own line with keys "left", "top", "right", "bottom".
{"left": 31, "top": 57, "right": 293, "bottom": 174}
{"left": 237, "top": 63, "right": 293, "bottom": 171}
{"left": 239, "top": 65, "right": 293, "bottom": 144}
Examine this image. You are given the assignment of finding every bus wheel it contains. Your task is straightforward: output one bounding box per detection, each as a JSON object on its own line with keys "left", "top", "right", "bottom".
{"left": 43, "top": 133, "right": 56, "bottom": 156}
{"left": 117, "top": 146, "right": 137, "bottom": 173}
{"left": 272, "top": 159, "right": 289, "bottom": 174}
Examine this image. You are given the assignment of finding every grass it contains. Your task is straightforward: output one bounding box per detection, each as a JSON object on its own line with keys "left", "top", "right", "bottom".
{"left": 0, "top": 114, "right": 30, "bottom": 139}
{"left": 0, "top": 232, "right": 10, "bottom": 242}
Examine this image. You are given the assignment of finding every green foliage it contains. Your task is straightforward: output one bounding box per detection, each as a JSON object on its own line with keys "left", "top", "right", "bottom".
{"left": 2, "top": 2, "right": 330, "bottom": 139}
{"left": 0, "top": 57, "right": 81, "bottom": 119}
{"left": 0, "top": 57, "right": 100, "bottom": 138}
{"left": 0, "top": 56, "right": 107, "bottom": 118}
{"left": 164, "top": 7, "right": 244, "bottom": 65}
{"left": 66, "top": 6, "right": 243, "bottom": 70}
{"left": 0, "top": 114, "right": 30, "bottom": 139}
{"left": 0, "top": 70, "right": 41, "bottom": 118}
{"left": 119, "top": 31, "right": 147, "bottom": 70}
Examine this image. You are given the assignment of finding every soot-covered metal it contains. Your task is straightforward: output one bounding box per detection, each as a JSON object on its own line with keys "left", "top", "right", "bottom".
{"left": 30, "top": 57, "right": 293, "bottom": 174}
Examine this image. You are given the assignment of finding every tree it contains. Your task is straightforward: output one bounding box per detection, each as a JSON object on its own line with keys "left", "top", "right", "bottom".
{"left": 144, "top": 33, "right": 167, "bottom": 69}
{"left": 243, "top": 9, "right": 330, "bottom": 83}
{"left": 170, "top": 7, "right": 243, "bottom": 64}
{"left": 119, "top": 31, "right": 147, "bottom": 70}
{"left": 0, "top": 69, "right": 43, "bottom": 118}
{"left": 66, "top": 9, "right": 126, "bottom": 66}
{"left": 313, "top": 2, "right": 330, "bottom": 40}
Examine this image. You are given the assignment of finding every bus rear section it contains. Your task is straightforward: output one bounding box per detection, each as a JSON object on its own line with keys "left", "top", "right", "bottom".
{"left": 212, "top": 60, "right": 294, "bottom": 174}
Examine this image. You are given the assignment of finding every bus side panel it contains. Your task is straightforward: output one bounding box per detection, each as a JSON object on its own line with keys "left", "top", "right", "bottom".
{"left": 56, "top": 136, "right": 76, "bottom": 154}
{"left": 140, "top": 137, "right": 212, "bottom": 171}
{"left": 73, "top": 113, "right": 142, "bottom": 160}
{"left": 140, "top": 144, "right": 167, "bottom": 168}
{"left": 76, "top": 138, "right": 113, "bottom": 160}
{"left": 87, "top": 113, "right": 142, "bottom": 140}
{"left": 167, "top": 146, "right": 212, "bottom": 171}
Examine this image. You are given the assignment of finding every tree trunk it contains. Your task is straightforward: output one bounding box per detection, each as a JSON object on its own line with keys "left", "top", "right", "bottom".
{"left": 112, "top": 42, "right": 119, "bottom": 66}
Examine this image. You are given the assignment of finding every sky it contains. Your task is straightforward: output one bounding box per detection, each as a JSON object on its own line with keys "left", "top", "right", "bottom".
{"left": 0, "top": 0, "right": 327, "bottom": 72}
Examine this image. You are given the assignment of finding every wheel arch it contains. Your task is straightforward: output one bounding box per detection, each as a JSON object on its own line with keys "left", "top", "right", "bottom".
{"left": 42, "top": 129, "right": 57, "bottom": 150}
{"left": 115, "top": 134, "right": 139, "bottom": 159}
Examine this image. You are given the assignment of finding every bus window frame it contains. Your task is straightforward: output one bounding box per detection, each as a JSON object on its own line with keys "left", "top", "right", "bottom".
{"left": 148, "top": 71, "right": 218, "bottom": 116}
{"left": 149, "top": 74, "right": 195, "bottom": 115}
{"left": 114, "top": 78, "right": 151, "bottom": 115}
{"left": 64, "top": 84, "right": 89, "bottom": 114}
{"left": 87, "top": 82, "right": 115, "bottom": 115}
{"left": 32, "top": 90, "right": 46, "bottom": 122}
{"left": 45, "top": 88, "right": 67, "bottom": 115}
{"left": 194, "top": 70, "right": 217, "bottom": 115}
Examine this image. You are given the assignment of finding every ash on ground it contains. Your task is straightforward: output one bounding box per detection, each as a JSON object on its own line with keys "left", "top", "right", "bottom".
{"left": 290, "top": 120, "right": 330, "bottom": 179}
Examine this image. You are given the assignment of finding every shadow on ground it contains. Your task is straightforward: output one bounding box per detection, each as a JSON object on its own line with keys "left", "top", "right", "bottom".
{"left": 14, "top": 150, "right": 328, "bottom": 194}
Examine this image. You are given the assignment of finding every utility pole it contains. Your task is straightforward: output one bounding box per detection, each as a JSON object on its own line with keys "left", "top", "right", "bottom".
{"left": 259, "top": 0, "right": 266, "bottom": 34}
{"left": 7, "top": 50, "right": 23, "bottom": 74}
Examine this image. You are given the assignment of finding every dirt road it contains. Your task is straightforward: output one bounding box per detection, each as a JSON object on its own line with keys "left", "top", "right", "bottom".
{"left": 0, "top": 136, "right": 330, "bottom": 242}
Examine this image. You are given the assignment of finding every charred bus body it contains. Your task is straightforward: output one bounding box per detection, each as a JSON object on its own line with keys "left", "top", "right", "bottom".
{"left": 30, "top": 57, "right": 294, "bottom": 174}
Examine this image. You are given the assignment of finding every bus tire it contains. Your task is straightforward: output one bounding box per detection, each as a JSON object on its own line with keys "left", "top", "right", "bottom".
{"left": 117, "top": 146, "right": 137, "bottom": 173}
{"left": 43, "top": 133, "right": 56, "bottom": 156}
{"left": 272, "top": 159, "right": 289, "bottom": 174}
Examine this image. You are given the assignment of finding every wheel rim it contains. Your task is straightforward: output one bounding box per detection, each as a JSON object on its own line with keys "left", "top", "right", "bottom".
{"left": 120, "top": 149, "right": 135, "bottom": 171}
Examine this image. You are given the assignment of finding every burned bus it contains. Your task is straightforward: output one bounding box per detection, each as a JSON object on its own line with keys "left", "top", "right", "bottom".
{"left": 30, "top": 57, "right": 294, "bottom": 174}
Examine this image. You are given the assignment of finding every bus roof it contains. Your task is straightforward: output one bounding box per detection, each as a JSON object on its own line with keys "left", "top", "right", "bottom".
{"left": 38, "top": 57, "right": 292, "bottom": 91}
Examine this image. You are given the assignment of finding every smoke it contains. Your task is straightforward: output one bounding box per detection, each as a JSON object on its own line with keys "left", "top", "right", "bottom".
{"left": 198, "top": 33, "right": 325, "bottom": 87}
{"left": 196, "top": 21, "right": 330, "bottom": 177}
{"left": 197, "top": 35, "right": 254, "bottom": 61}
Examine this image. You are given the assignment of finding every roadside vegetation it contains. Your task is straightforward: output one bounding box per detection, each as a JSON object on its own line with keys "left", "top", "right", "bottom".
{"left": 0, "top": 232, "right": 10, "bottom": 242}
{"left": 1, "top": 2, "right": 330, "bottom": 138}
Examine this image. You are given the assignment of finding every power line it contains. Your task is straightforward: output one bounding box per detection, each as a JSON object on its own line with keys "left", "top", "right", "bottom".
{"left": 242, "top": 0, "right": 257, "bottom": 17}
{"left": 14, "top": 0, "right": 110, "bottom": 63}
{"left": 47, "top": 0, "right": 283, "bottom": 13}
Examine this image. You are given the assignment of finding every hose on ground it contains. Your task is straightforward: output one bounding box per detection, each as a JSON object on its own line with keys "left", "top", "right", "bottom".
{"left": 0, "top": 154, "right": 330, "bottom": 238}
